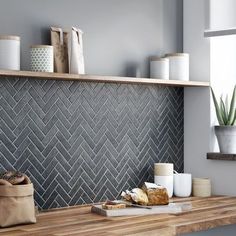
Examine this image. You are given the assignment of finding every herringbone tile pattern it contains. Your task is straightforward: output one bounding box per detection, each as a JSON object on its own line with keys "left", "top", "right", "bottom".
{"left": 0, "top": 78, "right": 183, "bottom": 209}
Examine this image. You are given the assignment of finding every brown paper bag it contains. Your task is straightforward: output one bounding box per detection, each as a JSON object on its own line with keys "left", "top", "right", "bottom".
{"left": 0, "top": 184, "right": 36, "bottom": 227}
{"left": 51, "top": 27, "right": 69, "bottom": 73}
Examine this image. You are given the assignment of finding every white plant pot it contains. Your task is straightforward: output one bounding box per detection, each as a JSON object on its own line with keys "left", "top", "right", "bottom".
{"left": 215, "top": 126, "right": 236, "bottom": 154}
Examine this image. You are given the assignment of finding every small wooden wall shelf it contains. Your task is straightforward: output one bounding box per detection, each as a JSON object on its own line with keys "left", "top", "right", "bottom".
{"left": 0, "top": 70, "right": 210, "bottom": 87}
{"left": 204, "top": 27, "right": 236, "bottom": 37}
{"left": 207, "top": 152, "right": 236, "bottom": 161}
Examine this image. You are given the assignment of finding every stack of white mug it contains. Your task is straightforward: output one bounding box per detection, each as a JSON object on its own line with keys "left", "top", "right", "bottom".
{"left": 154, "top": 163, "right": 193, "bottom": 198}
{"left": 154, "top": 163, "right": 173, "bottom": 198}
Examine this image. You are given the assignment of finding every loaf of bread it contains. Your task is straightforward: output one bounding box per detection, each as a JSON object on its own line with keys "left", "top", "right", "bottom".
{"left": 0, "top": 179, "right": 12, "bottom": 186}
{"left": 121, "top": 188, "right": 149, "bottom": 205}
{"left": 121, "top": 182, "right": 169, "bottom": 206}
{"left": 142, "top": 182, "right": 169, "bottom": 205}
{"left": 0, "top": 171, "right": 31, "bottom": 185}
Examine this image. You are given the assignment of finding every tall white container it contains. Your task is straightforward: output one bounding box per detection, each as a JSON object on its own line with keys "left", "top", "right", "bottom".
{"left": 30, "top": 45, "right": 54, "bottom": 72}
{"left": 0, "top": 35, "right": 20, "bottom": 70}
{"left": 165, "top": 53, "right": 189, "bottom": 81}
{"left": 150, "top": 57, "right": 169, "bottom": 80}
{"left": 154, "top": 163, "right": 173, "bottom": 198}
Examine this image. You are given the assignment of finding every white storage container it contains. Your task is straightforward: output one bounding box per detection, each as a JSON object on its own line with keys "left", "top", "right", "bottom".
{"left": 165, "top": 53, "right": 189, "bottom": 81}
{"left": 0, "top": 35, "right": 20, "bottom": 70}
{"left": 154, "top": 163, "right": 174, "bottom": 198}
{"left": 150, "top": 57, "right": 169, "bottom": 80}
{"left": 30, "top": 45, "right": 53, "bottom": 72}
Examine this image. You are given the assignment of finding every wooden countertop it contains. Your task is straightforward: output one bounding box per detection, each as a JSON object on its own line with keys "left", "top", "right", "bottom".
{"left": 1, "top": 196, "right": 236, "bottom": 236}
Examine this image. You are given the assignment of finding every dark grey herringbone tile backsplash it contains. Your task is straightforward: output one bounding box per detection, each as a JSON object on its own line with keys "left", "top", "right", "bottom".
{"left": 0, "top": 78, "right": 183, "bottom": 209}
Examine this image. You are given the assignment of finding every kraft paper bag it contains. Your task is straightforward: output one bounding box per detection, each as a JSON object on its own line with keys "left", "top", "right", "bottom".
{"left": 0, "top": 184, "right": 36, "bottom": 227}
{"left": 68, "top": 27, "right": 85, "bottom": 74}
{"left": 51, "top": 27, "right": 69, "bottom": 73}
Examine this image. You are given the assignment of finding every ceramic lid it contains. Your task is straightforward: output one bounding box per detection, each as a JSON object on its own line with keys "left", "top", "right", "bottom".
{"left": 0, "top": 35, "right": 20, "bottom": 41}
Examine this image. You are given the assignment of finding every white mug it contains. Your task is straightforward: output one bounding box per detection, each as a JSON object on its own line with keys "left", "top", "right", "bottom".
{"left": 174, "top": 173, "right": 192, "bottom": 197}
{"left": 154, "top": 175, "right": 173, "bottom": 198}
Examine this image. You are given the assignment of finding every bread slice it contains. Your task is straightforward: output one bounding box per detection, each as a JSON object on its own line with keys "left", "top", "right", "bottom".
{"left": 102, "top": 201, "right": 126, "bottom": 210}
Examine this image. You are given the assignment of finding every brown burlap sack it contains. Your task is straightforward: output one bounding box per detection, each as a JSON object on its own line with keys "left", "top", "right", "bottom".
{"left": 0, "top": 183, "right": 36, "bottom": 227}
{"left": 51, "top": 27, "right": 69, "bottom": 73}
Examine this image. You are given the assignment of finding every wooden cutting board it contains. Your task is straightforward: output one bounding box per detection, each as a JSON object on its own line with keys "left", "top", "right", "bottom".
{"left": 91, "top": 202, "right": 192, "bottom": 217}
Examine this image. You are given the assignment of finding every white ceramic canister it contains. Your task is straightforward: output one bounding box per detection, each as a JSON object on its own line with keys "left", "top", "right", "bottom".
{"left": 30, "top": 45, "right": 54, "bottom": 72}
{"left": 154, "top": 163, "right": 173, "bottom": 198}
{"left": 0, "top": 35, "right": 20, "bottom": 70}
{"left": 165, "top": 53, "right": 189, "bottom": 81}
{"left": 150, "top": 57, "right": 169, "bottom": 80}
{"left": 192, "top": 178, "right": 211, "bottom": 197}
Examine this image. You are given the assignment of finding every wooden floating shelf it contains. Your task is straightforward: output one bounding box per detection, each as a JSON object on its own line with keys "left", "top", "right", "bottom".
{"left": 207, "top": 152, "right": 236, "bottom": 161}
{"left": 0, "top": 70, "right": 210, "bottom": 87}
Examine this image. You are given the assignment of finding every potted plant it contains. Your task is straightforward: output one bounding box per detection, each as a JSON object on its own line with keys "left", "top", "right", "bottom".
{"left": 211, "top": 86, "right": 236, "bottom": 154}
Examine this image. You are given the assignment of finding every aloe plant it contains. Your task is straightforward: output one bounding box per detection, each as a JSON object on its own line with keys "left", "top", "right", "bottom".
{"left": 211, "top": 86, "right": 236, "bottom": 126}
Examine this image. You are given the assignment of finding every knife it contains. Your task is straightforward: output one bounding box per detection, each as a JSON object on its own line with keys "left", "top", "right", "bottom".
{"left": 115, "top": 200, "right": 152, "bottom": 209}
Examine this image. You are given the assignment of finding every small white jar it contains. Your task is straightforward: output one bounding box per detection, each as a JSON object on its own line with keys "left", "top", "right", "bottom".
{"left": 0, "top": 35, "right": 20, "bottom": 70}
{"left": 150, "top": 57, "right": 169, "bottom": 80}
{"left": 30, "top": 45, "right": 53, "bottom": 72}
{"left": 193, "top": 178, "right": 211, "bottom": 197}
{"left": 165, "top": 53, "right": 189, "bottom": 81}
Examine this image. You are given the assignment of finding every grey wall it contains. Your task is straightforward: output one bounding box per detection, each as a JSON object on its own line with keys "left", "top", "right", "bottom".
{"left": 0, "top": 0, "right": 182, "bottom": 77}
{"left": 163, "top": 0, "right": 183, "bottom": 53}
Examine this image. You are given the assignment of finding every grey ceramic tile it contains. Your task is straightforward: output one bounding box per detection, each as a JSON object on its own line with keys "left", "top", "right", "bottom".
{"left": 0, "top": 78, "right": 183, "bottom": 209}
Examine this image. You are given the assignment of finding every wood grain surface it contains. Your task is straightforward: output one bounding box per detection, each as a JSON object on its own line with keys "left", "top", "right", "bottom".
{"left": 207, "top": 152, "right": 236, "bottom": 161}
{"left": 0, "top": 69, "right": 210, "bottom": 87}
{"left": 0, "top": 196, "right": 236, "bottom": 236}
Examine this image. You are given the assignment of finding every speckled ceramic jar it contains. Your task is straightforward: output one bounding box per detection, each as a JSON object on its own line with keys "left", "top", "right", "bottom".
{"left": 30, "top": 45, "right": 53, "bottom": 72}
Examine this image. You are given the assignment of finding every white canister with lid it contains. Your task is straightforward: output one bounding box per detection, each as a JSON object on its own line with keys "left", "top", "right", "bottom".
{"left": 30, "top": 45, "right": 54, "bottom": 72}
{"left": 165, "top": 53, "right": 189, "bottom": 81}
{"left": 0, "top": 35, "right": 20, "bottom": 70}
{"left": 150, "top": 57, "right": 169, "bottom": 80}
{"left": 154, "top": 163, "right": 173, "bottom": 198}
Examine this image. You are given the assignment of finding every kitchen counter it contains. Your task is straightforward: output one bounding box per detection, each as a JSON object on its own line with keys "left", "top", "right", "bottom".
{"left": 1, "top": 196, "right": 236, "bottom": 236}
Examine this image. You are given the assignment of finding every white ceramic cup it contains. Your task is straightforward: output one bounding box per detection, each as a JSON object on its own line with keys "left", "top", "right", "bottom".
{"left": 174, "top": 173, "right": 192, "bottom": 197}
{"left": 154, "top": 175, "right": 173, "bottom": 198}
